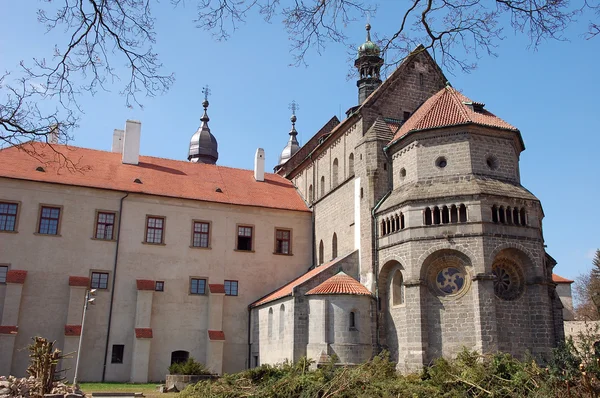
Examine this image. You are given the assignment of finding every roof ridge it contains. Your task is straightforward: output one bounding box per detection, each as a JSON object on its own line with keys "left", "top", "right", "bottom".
{"left": 446, "top": 86, "right": 472, "bottom": 122}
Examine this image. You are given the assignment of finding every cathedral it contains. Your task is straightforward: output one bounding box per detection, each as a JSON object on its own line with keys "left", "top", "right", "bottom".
{"left": 0, "top": 25, "right": 563, "bottom": 381}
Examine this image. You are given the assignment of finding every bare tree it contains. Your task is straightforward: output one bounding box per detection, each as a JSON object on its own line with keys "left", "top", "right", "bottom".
{"left": 574, "top": 249, "right": 600, "bottom": 320}
{"left": 2, "top": 0, "right": 598, "bottom": 162}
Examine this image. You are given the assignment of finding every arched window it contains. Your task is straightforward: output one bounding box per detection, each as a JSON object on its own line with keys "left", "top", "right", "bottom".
{"left": 394, "top": 214, "right": 400, "bottom": 231}
{"left": 513, "top": 207, "right": 519, "bottom": 225}
{"left": 308, "top": 185, "right": 313, "bottom": 203}
{"left": 451, "top": 205, "right": 458, "bottom": 223}
{"left": 349, "top": 311, "right": 356, "bottom": 329}
{"left": 320, "top": 176, "right": 325, "bottom": 197}
{"left": 442, "top": 206, "right": 450, "bottom": 224}
{"left": 381, "top": 220, "right": 386, "bottom": 235}
{"left": 392, "top": 270, "right": 404, "bottom": 306}
{"left": 424, "top": 207, "right": 432, "bottom": 225}
{"left": 332, "top": 158, "right": 339, "bottom": 188}
{"left": 279, "top": 304, "right": 285, "bottom": 338}
{"left": 400, "top": 213, "right": 405, "bottom": 229}
{"left": 492, "top": 205, "right": 498, "bottom": 223}
{"left": 520, "top": 208, "right": 527, "bottom": 226}
{"left": 499, "top": 206, "right": 506, "bottom": 223}
{"left": 433, "top": 206, "right": 441, "bottom": 225}
{"left": 332, "top": 233, "right": 338, "bottom": 259}
{"left": 386, "top": 218, "right": 391, "bottom": 234}
{"left": 319, "top": 240, "right": 324, "bottom": 265}
{"left": 171, "top": 350, "right": 189, "bottom": 365}
{"left": 348, "top": 153, "right": 355, "bottom": 176}
{"left": 459, "top": 204, "right": 467, "bottom": 223}
{"left": 506, "top": 206, "right": 513, "bottom": 224}
{"left": 268, "top": 308, "right": 274, "bottom": 339}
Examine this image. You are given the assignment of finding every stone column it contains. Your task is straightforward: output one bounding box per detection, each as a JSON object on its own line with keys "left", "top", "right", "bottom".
{"left": 403, "top": 280, "right": 426, "bottom": 373}
{"left": 130, "top": 280, "right": 154, "bottom": 383}
{"left": 0, "top": 270, "right": 27, "bottom": 376}
{"left": 471, "top": 274, "right": 499, "bottom": 354}
{"left": 206, "top": 284, "right": 225, "bottom": 375}
{"left": 62, "top": 276, "right": 90, "bottom": 382}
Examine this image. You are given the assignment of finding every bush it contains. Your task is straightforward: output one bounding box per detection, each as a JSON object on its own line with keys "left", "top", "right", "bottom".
{"left": 168, "top": 358, "right": 212, "bottom": 375}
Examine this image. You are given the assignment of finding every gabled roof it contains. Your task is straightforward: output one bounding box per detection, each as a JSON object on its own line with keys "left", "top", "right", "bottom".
{"left": 0, "top": 143, "right": 310, "bottom": 212}
{"left": 250, "top": 252, "right": 355, "bottom": 307}
{"left": 305, "top": 271, "right": 372, "bottom": 296}
{"left": 389, "top": 86, "right": 519, "bottom": 145}
{"left": 552, "top": 273, "right": 574, "bottom": 284}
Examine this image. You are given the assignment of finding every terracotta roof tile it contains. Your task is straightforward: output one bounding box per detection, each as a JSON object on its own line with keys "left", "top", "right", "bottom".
{"left": 136, "top": 279, "right": 155, "bottom": 291}
{"left": 208, "top": 330, "right": 225, "bottom": 341}
{"left": 250, "top": 252, "right": 355, "bottom": 307}
{"left": 69, "top": 276, "right": 90, "bottom": 287}
{"left": 64, "top": 325, "right": 82, "bottom": 336}
{"left": 209, "top": 284, "right": 225, "bottom": 294}
{"left": 6, "top": 270, "right": 27, "bottom": 284}
{"left": 305, "top": 271, "right": 372, "bottom": 296}
{"left": 552, "top": 273, "right": 574, "bottom": 284}
{"left": 135, "top": 328, "right": 153, "bottom": 338}
{"left": 0, "top": 143, "right": 310, "bottom": 213}
{"left": 0, "top": 326, "right": 18, "bottom": 334}
{"left": 390, "top": 86, "right": 518, "bottom": 144}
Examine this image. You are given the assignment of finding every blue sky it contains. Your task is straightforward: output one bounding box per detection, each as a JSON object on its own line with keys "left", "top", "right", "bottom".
{"left": 1, "top": 2, "right": 598, "bottom": 280}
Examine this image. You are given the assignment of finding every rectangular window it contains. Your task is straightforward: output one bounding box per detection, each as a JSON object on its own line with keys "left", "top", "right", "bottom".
{"left": 0, "top": 202, "right": 18, "bottom": 232}
{"left": 224, "top": 280, "right": 238, "bottom": 296}
{"left": 192, "top": 221, "right": 210, "bottom": 248}
{"left": 111, "top": 344, "right": 124, "bottom": 364}
{"left": 38, "top": 206, "right": 61, "bottom": 235}
{"left": 275, "top": 229, "right": 291, "bottom": 254}
{"left": 155, "top": 281, "right": 164, "bottom": 292}
{"left": 237, "top": 226, "right": 253, "bottom": 251}
{"left": 91, "top": 272, "right": 109, "bottom": 290}
{"left": 0, "top": 265, "right": 8, "bottom": 284}
{"left": 190, "top": 278, "right": 206, "bottom": 295}
{"left": 95, "top": 212, "right": 116, "bottom": 240}
{"left": 145, "top": 216, "right": 165, "bottom": 244}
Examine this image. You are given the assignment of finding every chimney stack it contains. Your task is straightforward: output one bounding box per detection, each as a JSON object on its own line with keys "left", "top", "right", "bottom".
{"left": 49, "top": 124, "right": 59, "bottom": 144}
{"left": 122, "top": 120, "right": 141, "bottom": 165}
{"left": 112, "top": 129, "right": 124, "bottom": 153}
{"left": 254, "top": 148, "right": 265, "bottom": 182}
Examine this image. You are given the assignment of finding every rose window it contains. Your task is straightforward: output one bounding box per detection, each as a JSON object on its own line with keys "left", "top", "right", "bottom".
{"left": 492, "top": 260, "right": 524, "bottom": 301}
{"left": 435, "top": 267, "right": 466, "bottom": 295}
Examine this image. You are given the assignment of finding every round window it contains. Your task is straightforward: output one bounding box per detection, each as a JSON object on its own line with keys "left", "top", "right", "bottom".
{"left": 436, "top": 267, "right": 466, "bottom": 295}
{"left": 486, "top": 155, "right": 499, "bottom": 170}
{"left": 400, "top": 168, "right": 406, "bottom": 178}
{"left": 492, "top": 259, "right": 524, "bottom": 301}
{"left": 435, "top": 156, "right": 447, "bottom": 168}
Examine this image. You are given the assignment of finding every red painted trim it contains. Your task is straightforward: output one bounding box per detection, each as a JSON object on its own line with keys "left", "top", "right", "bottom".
{"left": 69, "top": 276, "right": 90, "bottom": 287}
{"left": 209, "top": 284, "right": 225, "bottom": 294}
{"left": 64, "top": 325, "right": 82, "bottom": 336}
{"left": 6, "top": 270, "right": 27, "bottom": 284}
{"left": 136, "top": 279, "right": 155, "bottom": 291}
{"left": 208, "top": 330, "right": 225, "bottom": 341}
{"left": 0, "top": 326, "right": 18, "bottom": 334}
{"left": 135, "top": 328, "right": 153, "bottom": 338}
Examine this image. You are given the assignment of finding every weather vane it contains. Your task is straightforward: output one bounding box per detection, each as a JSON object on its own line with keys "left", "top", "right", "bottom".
{"left": 288, "top": 100, "right": 299, "bottom": 116}
{"left": 202, "top": 85, "right": 211, "bottom": 101}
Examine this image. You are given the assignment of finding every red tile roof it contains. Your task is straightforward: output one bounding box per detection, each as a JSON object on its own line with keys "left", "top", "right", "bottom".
{"left": 305, "top": 271, "right": 373, "bottom": 296}
{"left": 136, "top": 279, "right": 155, "bottom": 291}
{"left": 0, "top": 143, "right": 310, "bottom": 213}
{"left": 208, "top": 330, "right": 225, "bottom": 341}
{"left": 135, "top": 328, "right": 153, "bottom": 338}
{"left": 0, "top": 326, "right": 18, "bottom": 335}
{"left": 64, "top": 325, "right": 82, "bottom": 336}
{"left": 6, "top": 270, "right": 27, "bottom": 284}
{"left": 69, "top": 276, "right": 90, "bottom": 287}
{"left": 552, "top": 273, "right": 574, "bottom": 284}
{"left": 390, "top": 86, "right": 518, "bottom": 144}
{"left": 209, "top": 284, "right": 226, "bottom": 294}
{"left": 250, "top": 253, "right": 355, "bottom": 307}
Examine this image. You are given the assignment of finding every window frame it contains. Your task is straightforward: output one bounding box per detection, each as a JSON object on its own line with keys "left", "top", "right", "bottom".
{"left": 189, "top": 277, "right": 207, "bottom": 295}
{"left": 155, "top": 281, "right": 164, "bottom": 292}
{"left": 274, "top": 228, "right": 292, "bottom": 255}
{"left": 143, "top": 215, "right": 166, "bottom": 245}
{"left": 93, "top": 210, "right": 118, "bottom": 241}
{"left": 224, "top": 280, "right": 238, "bottom": 296}
{"left": 190, "top": 220, "right": 211, "bottom": 249}
{"left": 36, "top": 204, "right": 63, "bottom": 236}
{"left": 0, "top": 264, "right": 9, "bottom": 284}
{"left": 111, "top": 344, "right": 125, "bottom": 364}
{"left": 235, "top": 224, "right": 254, "bottom": 252}
{"left": 90, "top": 271, "right": 110, "bottom": 290}
{"left": 0, "top": 200, "right": 21, "bottom": 233}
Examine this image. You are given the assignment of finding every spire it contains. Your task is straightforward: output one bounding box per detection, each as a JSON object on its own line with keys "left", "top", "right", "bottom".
{"left": 188, "top": 85, "right": 219, "bottom": 164}
{"left": 278, "top": 101, "right": 301, "bottom": 166}
{"left": 355, "top": 23, "right": 383, "bottom": 104}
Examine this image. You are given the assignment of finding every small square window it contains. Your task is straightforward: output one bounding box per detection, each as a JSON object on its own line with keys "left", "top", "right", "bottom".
{"left": 155, "top": 281, "right": 164, "bottom": 292}
{"left": 190, "top": 278, "right": 206, "bottom": 295}
{"left": 145, "top": 216, "right": 165, "bottom": 244}
{"left": 224, "top": 280, "right": 238, "bottom": 296}
{"left": 38, "top": 206, "right": 61, "bottom": 235}
{"left": 0, "top": 266, "right": 8, "bottom": 284}
{"left": 0, "top": 202, "right": 18, "bottom": 232}
{"left": 91, "top": 272, "right": 109, "bottom": 290}
{"left": 237, "top": 226, "right": 253, "bottom": 251}
{"left": 192, "top": 221, "right": 210, "bottom": 248}
{"left": 111, "top": 344, "right": 124, "bottom": 364}
{"left": 275, "top": 229, "right": 291, "bottom": 254}
{"left": 95, "top": 211, "right": 116, "bottom": 240}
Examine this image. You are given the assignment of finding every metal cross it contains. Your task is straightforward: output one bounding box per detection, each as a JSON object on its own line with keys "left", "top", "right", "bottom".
{"left": 288, "top": 100, "right": 299, "bottom": 115}
{"left": 202, "top": 85, "right": 211, "bottom": 101}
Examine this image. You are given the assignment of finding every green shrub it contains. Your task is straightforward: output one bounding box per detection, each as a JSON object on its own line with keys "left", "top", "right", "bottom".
{"left": 168, "top": 358, "right": 211, "bottom": 375}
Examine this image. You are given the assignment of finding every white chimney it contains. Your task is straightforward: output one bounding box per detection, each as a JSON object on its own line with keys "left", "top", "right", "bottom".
{"left": 122, "top": 120, "right": 141, "bottom": 165}
{"left": 254, "top": 148, "right": 265, "bottom": 182}
{"left": 49, "top": 124, "right": 59, "bottom": 144}
{"left": 112, "top": 129, "right": 124, "bottom": 153}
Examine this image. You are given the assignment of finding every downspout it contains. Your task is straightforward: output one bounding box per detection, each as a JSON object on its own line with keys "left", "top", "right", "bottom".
{"left": 102, "top": 192, "right": 129, "bottom": 382}
{"left": 247, "top": 306, "right": 252, "bottom": 369}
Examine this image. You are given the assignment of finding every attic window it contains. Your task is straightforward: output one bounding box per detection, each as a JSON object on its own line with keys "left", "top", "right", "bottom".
{"left": 134, "top": 178, "right": 142, "bottom": 184}
{"left": 463, "top": 101, "right": 485, "bottom": 113}
{"left": 36, "top": 166, "right": 45, "bottom": 172}
{"left": 215, "top": 187, "right": 223, "bottom": 193}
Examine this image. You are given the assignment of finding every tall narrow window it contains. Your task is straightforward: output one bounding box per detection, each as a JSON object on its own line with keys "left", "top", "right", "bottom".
{"left": 492, "top": 205, "right": 499, "bottom": 223}
{"left": 506, "top": 206, "right": 513, "bottom": 224}
{"left": 0, "top": 265, "right": 8, "bottom": 284}
{"left": 190, "top": 278, "right": 207, "bottom": 295}
{"left": 348, "top": 153, "right": 355, "bottom": 176}
{"left": 320, "top": 176, "right": 325, "bottom": 197}
{"left": 95, "top": 212, "right": 116, "bottom": 240}
{"left": 111, "top": 345, "right": 124, "bottom": 364}
{"left": 400, "top": 213, "right": 405, "bottom": 229}
{"left": 459, "top": 204, "right": 467, "bottom": 223}
{"left": 237, "top": 226, "right": 253, "bottom": 251}
{"left": 0, "top": 202, "right": 18, "bottom": 232}
{"left": 268, "top": 308, "right": 274, "bottom": 339}
{"left": 433, "top": 206, "right": 441, "bottom": 225}
{"left": 275, "top": 229, "right": 291, "bottom": 254}
{"left": 308, "top": 185, "right": 313, "bottom": 202}
{"left": 451, "top": 205, "right": 458, "bottom": 223}
{"left": 392, "top": 270, "right": 404, "bottom": 306}
{"left": 192, "top": 221, "right": 210, "bottom": 248}
{"left": 224, "top": 280, "right": 238, "bottom": 296}
{"left": 38, "top": 206, "right": 61, "bottom": 235}
{"left": 349, "top": 311, "right": 356, "bottom": 329}
{"left": 145, "top": 216, "right": 165, "bottom": 244}
{"left": 332, "top": 233, "right": 338, "bottom": 259}
{"left": 442, "top": 206, "right": 450, "bottom": 224}
{"left": 499, "top": 206, "right": 506, "bottom": 223}
{"left": 386, "top": 219, "right": 391, "bottom": 234}
{"left": 279, "top": 304, "right": 285, "bottom": 338}
{"left": 319, "top": 240, "right": 324, "bottom": 265}
{"left": 332, "top": 158, "right": 339, "bottom": 188}
{"left": 424, "top": 207, "right": 432, "bottom": 225}
{"left": 520, "top": 208, "right": 527, "bottom": 226}
{"left": 513, "top": 208, "right": 520, "bottom": 225}
{"left": 91, "top": 271, "right": 109, "bottom": 289}
{"left": 381, "top": 220, "right": 386, "bottom": 235}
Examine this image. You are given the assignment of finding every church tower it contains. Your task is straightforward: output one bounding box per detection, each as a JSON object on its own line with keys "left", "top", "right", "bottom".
{"left": 188, "top": 86, "right": 219, "bottom": 164}
{"left": 355, "top": 24, "right": 383, "bottom": 104}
